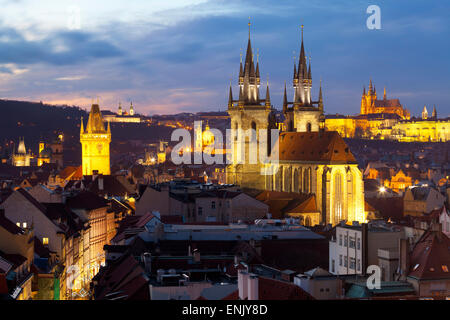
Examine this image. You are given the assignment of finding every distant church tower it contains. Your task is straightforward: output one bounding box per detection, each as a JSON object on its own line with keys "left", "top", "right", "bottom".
{"left": 80, "top": 103, "right": 111, "bottom": 175}
{"left": 12, "top": 137, "right": 31, "bottom": 167}
{"left": 129, "top": 102, "right": 135, "bottom": 116}
{"left": 283, "top": 25, "right": 324, "bottom": 133}
{"left": 225, "top": 21, "right": 276, "bottom": 189}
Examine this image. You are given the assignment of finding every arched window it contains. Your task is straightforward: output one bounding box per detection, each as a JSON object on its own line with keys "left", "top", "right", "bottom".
{"left": 305, "top": 216, "right": 312, "bottom": 227}
{"left": 293, "top": 168, "right": 299, "bottom": 193}
{"left": 334, "top": 172, "right": 343, "bottom": 224}
{"left": 307, "top": 122, "right": 312, "bottom": 132}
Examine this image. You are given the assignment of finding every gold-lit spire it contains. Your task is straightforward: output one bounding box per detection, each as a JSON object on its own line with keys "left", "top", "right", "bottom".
{"left": 80, "top": 116, "right": 84, "bottom": 134}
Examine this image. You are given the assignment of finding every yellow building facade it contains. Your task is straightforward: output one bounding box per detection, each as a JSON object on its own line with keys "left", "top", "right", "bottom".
{"left": 80, "top": 103, "right": 111, "bottom": 176}
{"left": 325, "top": 81, "right": 449, "bottom": 142}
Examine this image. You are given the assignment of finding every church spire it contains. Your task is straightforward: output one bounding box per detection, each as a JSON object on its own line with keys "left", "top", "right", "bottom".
{"left": 283, "top": 81, "right": 288, "bottom": 112}
{"left": 369, "top": 79, "right": 373, "bottom": 93}
{"left": 228, "top": 83, "right": 233, "bottom": 109}
{"left": 265, "top": 79, "right": 271, "bottom": 108}
{"left": 318, "top": 79, "right": 323, "bottom": 112}
{"left": 432, "top": 105, "right": 437, "bottom": 118}
{"left": 298, "top": 25, "right": 307, "bottom": 80}
{"left": 363, "top": 86, "right": 366, "bottom": 96}
{"left": 307, "top": 55, "right": 312, "bottom": 80}
{"left": 80, "top": 117, "right": 84, "bottom": 134}
{"left": 238, "top": 18, "right": 260, "bottom": 105}
{"left": 383, "top": 87, "right": 387, "bottom": 100}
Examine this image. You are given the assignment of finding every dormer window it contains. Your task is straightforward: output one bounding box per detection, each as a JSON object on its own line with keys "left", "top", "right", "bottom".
{"left": 22, "top": 222, "right": 27, "bottom": 228}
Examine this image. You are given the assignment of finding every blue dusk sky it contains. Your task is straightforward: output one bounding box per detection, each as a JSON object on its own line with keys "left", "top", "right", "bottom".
{"left": 0, "top": 0, "right": 449, "bottom": 116}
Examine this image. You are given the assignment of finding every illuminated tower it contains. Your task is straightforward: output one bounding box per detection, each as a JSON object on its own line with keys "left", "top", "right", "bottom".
{"left": 226, "top": 19, "right": 276, "bottom": 189}
{"left": 118, "top": 102, "right": 123, "bottom": 116}
{"left": 12, "top": 137, "right": 31, "bottom": 167}
{"left": 129, "top": 102, "right": 134, "bottom": 116}
{"left": 283, "top": 25, "right": 323, "bottom": 133}
{"left": 80, "top": 103, "right": 111, "bottom": 175}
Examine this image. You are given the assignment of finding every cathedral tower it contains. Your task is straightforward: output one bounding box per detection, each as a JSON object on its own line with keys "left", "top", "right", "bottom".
{"left": 283, "top": 26, "right": 324, "bottom": 133}
{"left": 80, "top": 103, "right": 111, "bottom": 175}
{"left": 226, "top": 21, "right": 276, "bottom": 189}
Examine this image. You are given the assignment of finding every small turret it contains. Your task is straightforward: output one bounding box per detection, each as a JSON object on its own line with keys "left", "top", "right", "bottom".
{"left": 80, "top": 117, "right": 84, "bottom": 134}
{"left": 283, "top": 81, "right": 288, "bottom": 112}
{"left": 265, "top": 81, "right": 271, "bottom": 108}
{"left": 318, "top": 79, "right": 324, "bottom": 113}
{"left": 228, "top": 84, "right": 233, "bottom": 109}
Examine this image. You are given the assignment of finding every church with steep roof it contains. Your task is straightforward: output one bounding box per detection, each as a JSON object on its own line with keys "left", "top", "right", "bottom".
{"left": 360, "top": 80, "right": 410, "bottom": 120}
{"left": 80, "top": 103, "right": 111, "bottom": 175}
{"left": 226, "top": 24, "right": 365, "bottom": 226}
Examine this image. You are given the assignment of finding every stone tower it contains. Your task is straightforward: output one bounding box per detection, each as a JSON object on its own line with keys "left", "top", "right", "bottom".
{"left": 283, "top": 26, "right": 324, "bottom": 133}
{"left": 226, "top": 21, "right": 276, "bottom": 189}
{"left": 80, "top": 103, "right": 111, "bottom": 175}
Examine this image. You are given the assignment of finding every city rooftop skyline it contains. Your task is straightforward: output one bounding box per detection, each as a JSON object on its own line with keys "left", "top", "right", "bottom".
{"left": 0, "top": 0, "right": 449, "bottom": 116}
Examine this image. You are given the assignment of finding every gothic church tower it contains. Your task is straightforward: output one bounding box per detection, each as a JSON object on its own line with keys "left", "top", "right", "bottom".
{"left": 283, "top": 26, "right": 324, "bottom": 133}
{"left": 80, "top": 103, "right": 111, "bottom": 175}
{"left": 226, "top": 21, "right": 276, "bottom": 189}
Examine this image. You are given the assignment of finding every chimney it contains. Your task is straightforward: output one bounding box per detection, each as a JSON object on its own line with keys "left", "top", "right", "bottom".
{"left": 248, "top": 274, "right": 259, "bottom": 300}
{"left": 238, "top": 270, "right": 249, "bottom": 300}
{"left": 193, "top": 249, "right": 201, "bottom": 263}
{"left": 142, "top": 252, "right": 151, "bottom": 274}
{"left": 398, "top": 238, "right": 410, "bottom": 280}
{"left": 98, "top": 175, "right": 104, "bottom": 191}
{"left": 361, "top": 223, "right": 369, "bottom": 274}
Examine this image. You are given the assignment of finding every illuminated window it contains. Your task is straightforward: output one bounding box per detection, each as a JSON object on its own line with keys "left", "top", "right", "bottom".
{"left": 43, "top": 237, "right": 49, "bottom": 245}
{"left": 22, "top": 222, "right": 27, "bottom": 228}
{"left": 442, "top": 265, "right": 449, "bottom": 272}
{"left": 16, "top": 222, "right": 20, "bottom": 227}
{"left": 413, "top": 264, "right": 419, "bottom": 271}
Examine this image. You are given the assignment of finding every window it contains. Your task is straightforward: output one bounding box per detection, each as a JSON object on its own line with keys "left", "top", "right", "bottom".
{"left": 16, "top": 222, "right": 20, "bottom": 227}
{"left": 339, "top": 235, "right": 342, "bottom": 246}
{"left": 357, "top": 238, "right": 361, "bottom": 250}
{"left": 339, "top": 255, "right": 342, "bottom": 266}
{"left": 211, "top": 201, "right": 216, "bottom": 209}
{"left": 344, "top": 256, "right": 348, "bottom": 267}
{"left": 198, "top": 207, "right": 203, "bottom": 216}
{"left": 350, "top": 258, "right": 356, "bottom": 270}
{"left": 332, "top": 260, "right": 335, "bottom": 273}
{"left": 22, "top": 222, "right": 27, "bottom": 228}
{"left": 357, "top": 259, "right": 361, "bottom": 271}
{"left": 43, "top": 237, "right": 49, "bottom": 245}
{"left": 344, "top": 235, "right": 348, "bottom": 247}
{"left": 349, "top": 237, "right": 355, "bottom": 249}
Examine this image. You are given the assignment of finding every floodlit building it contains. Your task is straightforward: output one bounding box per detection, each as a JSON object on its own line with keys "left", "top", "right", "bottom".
{"left": 226, "top": 25, "right": 365, "bottom": 225}
{"left": 80, "top": 103, "right": 111, "bottom": 175}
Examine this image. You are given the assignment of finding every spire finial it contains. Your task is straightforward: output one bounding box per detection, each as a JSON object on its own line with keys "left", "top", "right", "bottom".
{"left": 240, "top": 48, "right": 243, "bottom": 63}
{"left": 256, "top": 48, "right": 259, "bottom": 63}
{"left": 301, "top": 24, "right": 304, "bottom": 42}
{"left": 248, "top": 17, "right": 251, "bottom": 39}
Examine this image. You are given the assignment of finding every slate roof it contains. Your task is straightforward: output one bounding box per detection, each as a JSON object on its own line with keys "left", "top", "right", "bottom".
{"left": 66, "top": 191, "right": 109, "bottom": 210}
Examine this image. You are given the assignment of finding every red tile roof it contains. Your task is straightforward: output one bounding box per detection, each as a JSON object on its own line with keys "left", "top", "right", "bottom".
{"left": 408, "top": 229, "right": 450, "bottom": 280}
{"left": 258, "top": 277, "right": 314, "bottom": 300}
{"left": 274, "top": 131, "right": 356, "bottom": 163}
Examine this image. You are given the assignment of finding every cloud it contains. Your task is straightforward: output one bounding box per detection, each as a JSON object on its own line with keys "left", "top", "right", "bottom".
{"left": 0, "top": 26, "right": 123, "bottom": 65}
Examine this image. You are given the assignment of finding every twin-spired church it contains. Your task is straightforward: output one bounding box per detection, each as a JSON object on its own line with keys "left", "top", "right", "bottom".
{"left": 226, "top": 26, "right": 365, "bottom": 226}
